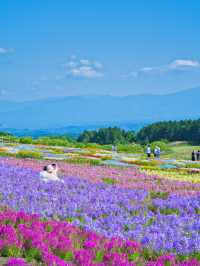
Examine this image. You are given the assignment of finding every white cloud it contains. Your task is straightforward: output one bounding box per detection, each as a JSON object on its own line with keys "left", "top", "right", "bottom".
{"left": 65, "top": 56, "right": 104, "bottom": 79}
{"left": 0, "top": 48, "right": 14, "bottom": 54}
{"left": 70, "top": 66, "right": 103, "bottom": 78}
{"left": 80, "top": 59, "right": 91, "bottom": 65}
{"left": 169, "top": 59, "right": 200, "bottom": 69}
{"left": 128, "top": 59, "right": 200, "bottom": 78}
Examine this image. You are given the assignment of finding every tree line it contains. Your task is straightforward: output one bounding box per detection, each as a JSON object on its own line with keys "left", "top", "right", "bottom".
{"left": 77, "top": 127, "right": 136, "bottom": 145}
{"left": 136, "top": 119, "right": 200, "bottom": 144}
{"left": 78, "top": 119, "right": 200, "bottom": 145}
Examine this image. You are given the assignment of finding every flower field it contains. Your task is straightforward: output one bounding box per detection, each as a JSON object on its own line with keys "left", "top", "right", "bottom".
{"left": 0, "top": 157, "right": 200, "bottom": 265}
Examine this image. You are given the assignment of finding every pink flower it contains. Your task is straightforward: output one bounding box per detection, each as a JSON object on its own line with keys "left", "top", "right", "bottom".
{"left": 7, "top": 258, "right": 29, "bottom": 266}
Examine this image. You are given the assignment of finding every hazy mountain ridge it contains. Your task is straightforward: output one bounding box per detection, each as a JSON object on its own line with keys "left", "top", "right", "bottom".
{"left": 0, "top": 87, "right": 200, "bottom": 130}
{"left": 0, "top": 122, "right": 147, "bottom": 138}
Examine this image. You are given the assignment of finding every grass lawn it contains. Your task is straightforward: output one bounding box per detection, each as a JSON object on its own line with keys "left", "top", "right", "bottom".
{"left": 164, "top": 143, "right": 200, "bottom": 160}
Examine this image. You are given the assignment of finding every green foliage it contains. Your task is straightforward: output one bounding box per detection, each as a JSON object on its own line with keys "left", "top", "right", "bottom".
{"left": 102, "top": 177, "right": 117, "bottom": 185}
{"left": 177, "top": 254, "right": 190, "bottom": 262}
{"left": 94, "top": 250, "right": 104, "bottom": 263}
{"left": 0, "top": 151, "right": 13, "bottom": 157}
{"left": 77, "top": 216, "right": 85, "bottom": 223}
{"left": 149, "top": 191, "right": 169, "bottom": 199}
{"left": 1, "top": 246, "right": 22, "bottom": 257}
{"left": 128, "top": 252, "right": 140, "bottom": 262}
{"left": 124, "top": 224, "right": 129, "bottom": 231}
{"left": 54, "top": 249, "right": 73, "bottom": 261}
{"left": 64, "top": 251, "right": 73, "bottom": 261}
{"left": 130, "top": 210, "right": 140, "bottom": 216}
{"left": 0, "top": 132, "right": 13, "bottom": 137}
{"left": 137, "top": 119, "right": 200, "bottom": 144}
{"left": 24, "top": 248, "right": 41, "bottom": 262}
{"left": 117, "top": 143, "right": 143, "bottom": 153}
{"left": 74, "top": 142, "right": 103, "bottom": 149}
{"left": 185, "top": 163, "right": 200, "bottom": 168}
{"left": 160, "top": 208, "right": 179, "bottom": 215}
{"left": 33, "top": 136, "right": 74, "bottom": 146}
{"left": 195, "top": 208, "right": 200, "bottom": 214}
{"left": 16, "top": 150, "right": 42, "bottom": 159}
{"left": 101, "top": 144, "right": 113, "bottom": 150}
{"left": 145, "top": 217, "right": 156, "bottom": 227}
{"left": 134, "top": 160, "right": 160, "bottom": 167}
{"left": 192, "top": 252, "right": 200, "bottom": 261}
{"left": 0, "top": 135, "right": 18, "bottom": 143}
{"left": 140, "top": 165, "right": 160, "bottom": 170}
{"left": 19, "top": 137, "right": 33, "bottom": 144}
{"left": 142, "top": 248, "right": 160, "bottom": 261}
{"left": 150, "top": 141, "right": 171, "bottom": 152}
{"left": 45, "top": 225, "right": 52, "bottom": 232}
{"left": 147, "top": 204, "right": 158, "bottom": 213}
{"left": 66, "top": 217, "right": 75, "bottom": 223}
{"left": 64, "top": 157, "right": 102, "bottom": 165}
{"left": 78, "top": 127, "right": 136, "bottom": 145}
{"left": 0, "top": 131, "right": 76, "bottom": 147}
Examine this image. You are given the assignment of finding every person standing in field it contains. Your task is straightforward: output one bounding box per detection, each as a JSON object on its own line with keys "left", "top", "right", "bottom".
{"left": 197, "top": 150, "right": 200, "bottom": 161}
{"left": 156, "top": 146, "right": 161, "bottom": 159}
{"left": 153, "top": 147, "right": 158, "bottom": 158}
{"left": 146, "top": 145, "right": 151, "bottom": 159}
{"left": 192, "top": 150, "right": 196, "bottom": 161}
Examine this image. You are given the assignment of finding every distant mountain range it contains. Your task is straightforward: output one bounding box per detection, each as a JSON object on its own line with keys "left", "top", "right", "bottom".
{"left": 0, "top": 122, "right": 146, "bottom": 138}
{"left": 0, "top": 87, "right": 200, "bottom": 134}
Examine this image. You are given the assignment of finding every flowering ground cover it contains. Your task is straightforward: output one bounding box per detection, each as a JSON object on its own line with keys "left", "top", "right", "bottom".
{"left": 0, "top": 208, "right": 140, "bottom": 266}
{"left": 0, "top": 158, "right": 200, "bottom": 263}
{"left": 142, "top": 168, "right": 200, "bottom": 184}
{"left": 0, "top": 209, "right": 199, "bottom": 266}
{"left": 3, "top": 157, "right": 200, "bottom": 196}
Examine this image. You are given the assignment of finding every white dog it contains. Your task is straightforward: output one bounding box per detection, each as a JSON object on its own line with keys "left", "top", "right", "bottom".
{"left": 40, "top": 163, "right": 64, "bottom": 183}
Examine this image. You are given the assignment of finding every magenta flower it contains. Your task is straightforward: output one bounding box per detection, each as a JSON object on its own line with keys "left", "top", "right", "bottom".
{"left": 6, "top": 258, "right": 29, "bottom": 266}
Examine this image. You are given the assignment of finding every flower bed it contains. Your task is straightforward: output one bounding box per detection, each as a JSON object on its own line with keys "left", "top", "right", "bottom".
{"left": 2, "top": 157, "right": 200, "bottom": 196}
{"left": 0, "top": 209, "right": 199, "bottom": 266}
{"left": 0, "top": 160, "right": 200, "bottom": 257}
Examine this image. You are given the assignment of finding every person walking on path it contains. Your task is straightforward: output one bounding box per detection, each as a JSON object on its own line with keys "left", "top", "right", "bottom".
{"left": 146, "top": 145, "right": 151, "bottom": 159}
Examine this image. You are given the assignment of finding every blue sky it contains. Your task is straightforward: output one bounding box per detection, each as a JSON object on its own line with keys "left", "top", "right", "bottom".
{"left": 1, "top": 0, "right": 200, "bottom": 101}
